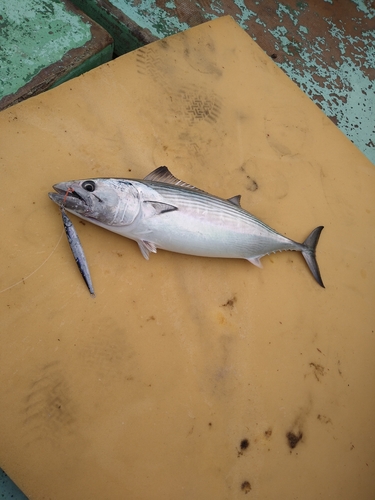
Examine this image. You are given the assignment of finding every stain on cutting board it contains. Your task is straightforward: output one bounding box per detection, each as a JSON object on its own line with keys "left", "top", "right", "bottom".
{"left": 136, "top": 44, "right": 222, "bottom": 125}
{"left": 23, "top": 361, "right": 77, "bottom": 447}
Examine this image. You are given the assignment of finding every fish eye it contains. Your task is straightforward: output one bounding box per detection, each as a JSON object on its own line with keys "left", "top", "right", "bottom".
{"left": 82, "top": 180, "right": 96, "bottom": 192}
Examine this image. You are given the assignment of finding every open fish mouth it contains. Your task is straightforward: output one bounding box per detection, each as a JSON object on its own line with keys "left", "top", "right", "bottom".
{"left": 48, "top": 183, "right": 91, "bottom": 212}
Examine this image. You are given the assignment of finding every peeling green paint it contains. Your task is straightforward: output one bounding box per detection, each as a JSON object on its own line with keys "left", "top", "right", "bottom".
{"left": 266, "top": 3, "right": 375, "bottom": 163}
{"left": 231, "top": 0, "right": 257, "bottom": 29}
{"left": 110, "top": 0, "right": 189, "bottom": 37}
{"left": 352, "top": 0, "right": 375, "bottom": 19}
{"left": 0, "top": 0, "right": 91, "bottom": 98}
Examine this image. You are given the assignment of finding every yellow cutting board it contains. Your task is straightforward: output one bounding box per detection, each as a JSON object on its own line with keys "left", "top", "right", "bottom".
{"left": 1, "top": 16, "right": 374, "bottom": 500}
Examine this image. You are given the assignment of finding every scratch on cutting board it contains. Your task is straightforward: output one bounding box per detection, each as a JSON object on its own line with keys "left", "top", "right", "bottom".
{"left": 0, "top": 230, "right": 64, "bottom": 294}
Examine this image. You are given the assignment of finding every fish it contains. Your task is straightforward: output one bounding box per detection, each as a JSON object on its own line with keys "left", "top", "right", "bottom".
{"left": 49, "top": 166, "right": 324, "bottom": 287}
{"left": 60, "top": 205, "right": 95, "bottom": 296}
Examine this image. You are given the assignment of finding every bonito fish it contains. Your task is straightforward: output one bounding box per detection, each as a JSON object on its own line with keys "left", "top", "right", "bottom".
{"left": 49, "top": 167, "right": 324, "bottom": 287}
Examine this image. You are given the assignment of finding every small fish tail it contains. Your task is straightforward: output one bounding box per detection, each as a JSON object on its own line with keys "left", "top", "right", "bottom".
{"left": 301, "top": 226, "right": 324, "bottom": 288}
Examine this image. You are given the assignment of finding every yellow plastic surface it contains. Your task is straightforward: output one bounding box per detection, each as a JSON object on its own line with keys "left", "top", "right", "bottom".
{"left": 1, "top": 16, "right": 374, "bottom": 500}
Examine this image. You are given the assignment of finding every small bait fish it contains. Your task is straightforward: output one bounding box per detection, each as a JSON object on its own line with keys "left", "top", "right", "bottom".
{"left": 60, "top": 205, "right": 95, "bottom": 296}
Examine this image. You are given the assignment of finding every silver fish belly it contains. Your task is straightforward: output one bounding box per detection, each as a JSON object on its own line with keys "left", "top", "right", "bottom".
{"left": 49, "top": 167, "right": 324, "bottom": 287}
{"left": 60, "top": 206, "right": 95, "bottom": 296}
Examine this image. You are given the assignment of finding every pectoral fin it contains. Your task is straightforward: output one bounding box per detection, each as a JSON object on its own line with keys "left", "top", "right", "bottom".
{"left": 143, "top": 200, "right": 178, "bottom": 215}
{"left": 137, "top": 240, "right": 157, "bottom": 260}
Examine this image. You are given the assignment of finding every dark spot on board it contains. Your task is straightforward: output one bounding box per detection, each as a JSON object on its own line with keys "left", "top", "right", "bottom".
{"left": 264, "top": 428, "right": 272, "bottom": 438}
{"left": 241, "top": 481, "right": 251, "bottom": 494}
{"left": 337, "top": 360, "right": 343, "bottom": 376}
{"left": 147, "top": 315, "right": 156, "bottom": 321}
{"left": 246, "top": 176, "right": 258, "bottom": 192}
{"left": 221, "top": 295, "right": 237, "bottom": 309}
{"left": 159, "top": 39, "right": 169, "bottom": 50}
{"left": 117, "top": 252, "right": 123, "bottom": 257}
{"left": 240, "top": 438, "right": 249, "bottom": 450}
{"left": 309, "top": 362, "right": 325, "bottom": 381}
{"left": 286, "top": 431, "right": 303, "bottom": 449}
{"left": 79, "top": 220, "right": 86, "bottom": 225}
{"left": 317, "top": 414, "right": 332, "bottom": 424}
{"left": 208, "top": 422, "right": 212, "bottom": 428}
{"left": 238, "top": 438, "right": 250, "bottom": 457}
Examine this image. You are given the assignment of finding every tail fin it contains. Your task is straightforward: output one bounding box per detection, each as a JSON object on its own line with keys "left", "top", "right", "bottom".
{"left": 301, "top": 226, "right": 324, "bottom": 288}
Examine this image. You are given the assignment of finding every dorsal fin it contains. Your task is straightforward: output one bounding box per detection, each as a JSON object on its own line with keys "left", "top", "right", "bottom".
{"left": 227, "top": 195, "right": 241, "bottom": 207}
{"left": 144, "top": 166, "right": 207, "bottom": 193}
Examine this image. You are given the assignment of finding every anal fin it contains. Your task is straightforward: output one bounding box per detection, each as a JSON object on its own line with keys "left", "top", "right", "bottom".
{"left": 137, "top": 240, "right": 157, "bottom": 260}
{"left": 246, "top": 257, "right": 263, "bottom": 268}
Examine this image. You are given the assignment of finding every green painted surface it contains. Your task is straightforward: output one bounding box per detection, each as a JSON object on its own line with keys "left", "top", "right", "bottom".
{"left": 0, "top": 0, "right": 92, "bottom": 99}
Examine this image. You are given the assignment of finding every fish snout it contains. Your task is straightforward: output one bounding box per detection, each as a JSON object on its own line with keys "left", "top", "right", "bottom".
{"left": 49, "top": 182, "right": 91, "bottom": 213}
